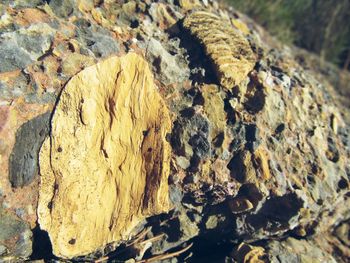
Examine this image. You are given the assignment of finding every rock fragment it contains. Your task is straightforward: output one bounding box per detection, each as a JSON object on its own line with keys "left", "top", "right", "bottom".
{"left": 228, "top": 197, "right": 254, "bottom": 214}
{"left": 38, "top": 53, "right": 172, "bottom": 258}
{"left": 75, "top": 19, "right": 120, "bottom": 58}
{"left": 0, "top": 23, "right": 55, "bottom": 73}
{"left": 201, "top": 84, "right": 226, "bottom": 140}
{"left": 231, "top": 242, "right": 268, "bottom": 263}
{"left": 227, "top": 150, "right": 256, "bottom": 183}
{"left": 146, "top": 38, "right": 190, "bottom": 85}
{"left": 9, "top": 112, "right": 50, "bottom": 187}
{"left": 0, "top": 39, "right": 32, "bottom": 73}
{"left": 0, "top": 207, "right": 32, "bottom": 259}
{"left": 266, "top": 238, "right": 338, "bottom": 263}
{"left": 253, "top": 147, "right": 271, "bottom": 181}
{"left": 49, "top": 0, "right": 74, "bottom": 18}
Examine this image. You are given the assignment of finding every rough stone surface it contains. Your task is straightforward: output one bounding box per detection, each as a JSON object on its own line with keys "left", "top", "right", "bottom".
{"left": 0, "top": 0, "right": 349, "bottom": 262}
{"left": 75, "top": 20, "right": 120, "bottom": 59}
{"left": 49, "top": 0, "right": 74, "bottom": 18}
{"left": 37, "top": 53, "right": 172, "bottom": 258}
{"left": 9, "top": 112, "right": 50, "bottom": 188}
{"left": 265, "top": 238, "right": 338, "bottom": 263}
{"left": 0, "top": 207, "right": 32, "bottom": 259}
{"left": 146, "top": 37, "right": 190, "bottom": 85}
{"left": 0, "top": 24, "right": 55, "bottom": 73}
{"left": 0, "top": 39, "right": 33, "bottom": 73}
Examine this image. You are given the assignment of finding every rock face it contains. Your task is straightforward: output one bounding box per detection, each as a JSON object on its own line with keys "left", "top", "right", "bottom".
{"left": 38, "top": 53, "right": 171, "bottom": 258}
{"left": 0, "top": 0, "right": 350, "bottom": 262}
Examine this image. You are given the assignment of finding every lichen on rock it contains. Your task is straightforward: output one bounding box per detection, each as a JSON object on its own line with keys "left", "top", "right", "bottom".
{"left": 183, "top": 11, "right": 256, "bottom": 90}
{"left": 37, "top": 53, "right": 172, "bottom": 258}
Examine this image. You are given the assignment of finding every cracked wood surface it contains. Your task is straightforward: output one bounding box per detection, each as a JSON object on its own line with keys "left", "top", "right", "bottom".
{"left": 37, "top": 53, "right": 171, "bottom": 258}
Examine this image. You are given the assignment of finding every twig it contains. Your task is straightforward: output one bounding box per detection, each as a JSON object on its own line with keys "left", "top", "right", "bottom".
{"left": 136, "top": 243, "right": 193, "bottom": 263}
{"left": 138, "top": 233, "right": 166, "bottom": 245}
{"left": 94, "top": 227, "right": 152, "bottom": 263}
{"left": 160, "top": 215, "right": 178, "bottom": 226}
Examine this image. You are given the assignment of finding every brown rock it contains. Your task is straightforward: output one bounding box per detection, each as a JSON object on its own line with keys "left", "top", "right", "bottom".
{"left": 228, "top": 197, "right": 254, "bottom": 214}
{"left": 232, "top": 242, "right": 268, "bottom": 263}
{"left": 253, "top": 147, "right": 271, "bottom": 180}
{"left": 228, "top": 150, "right": 256, "bottom": 183}
{"left": 60, "top": 53, "right": 95, "bottom": 76}
{"left": 201, "top": 84, "right": 226, "bottom": 140}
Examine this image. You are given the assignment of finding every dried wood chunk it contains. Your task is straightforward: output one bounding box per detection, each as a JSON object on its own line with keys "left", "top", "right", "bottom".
{"left": 38, "top": 53, "right": 172, "bottom": 258}
{"left": 183, "top": 11, "right": 256, "bottom": 89}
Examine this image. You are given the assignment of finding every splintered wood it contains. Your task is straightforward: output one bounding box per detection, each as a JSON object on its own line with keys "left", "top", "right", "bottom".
{"left": 38, "top": 53, "right": 171, "bottom": 258}
{"left": 183, "top": 11, "right": 256, "bottom": 89}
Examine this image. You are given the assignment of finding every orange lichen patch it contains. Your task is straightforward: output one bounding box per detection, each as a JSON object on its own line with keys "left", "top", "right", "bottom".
{"left": 27, "top": 70, "right": 51, "bottom": 92}
{"left": 0, "top": 99, "right": 52, "bottom": 227}
{"left": 0, "top": 70, "right": 22, "bottom": 84}
{"left": 0, "top": 107, "right": 9, "bottom": 133}
{"left": 16, "top": 8, "right": 50, "bottom": 26}
{"left": 183, "top": 11, "right": 256, "bottom": 90}
{"left": 38, "top": 53, "right": 172, "bottom": 258}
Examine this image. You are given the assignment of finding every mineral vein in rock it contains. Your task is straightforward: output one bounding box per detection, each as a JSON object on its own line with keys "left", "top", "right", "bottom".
{"left": 183, "top": 11, "right": 256, "bottom": 89}
{"left": 37, "top": 53, "right": 171, "bottom": 258}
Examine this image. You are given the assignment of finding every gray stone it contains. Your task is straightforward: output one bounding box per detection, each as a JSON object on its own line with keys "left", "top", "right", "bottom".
{"left": 14, "top": 229, "right": 32, "bottom": 258}
{"left": 267, "top": 238, "right": 337, "bottom": 263}
{"left": 171, "top": 113, "right": 210, "bottom": 162}
{"left": 9, "top": 112, "right": 50, "bottom": 188}
{"left": 15, "top": 33, "right": 52, "bottom": 59}
{"left": 176, "top": 156, "right": 190, "bottom": 170}
{"left": 146, "top": 38, "right": 190, "bottom": 85}
{"left": 0, "top": 72, "right": 29, "bottom": 99}
{"left": 49, "top": 0, "right": 74, "bottom": 18}
{"left": 0, "top": 25, "right": 54, "bottom": 73}
{"left": 0, "top": 38, "right": 32, "bottom": 72}
{"left": 0, "top": 245, "right": 6, "bottom": 256}
{"left": 0, "top": 207, "right": 32, "bottom": 258}
{"left": 7, "top": 0, "right": 45, "bottom": 8}
{"left": 75, "top": 20, "right": 120, "bottom": 58}
{"left": 89, "top": 35, "right": 120, "bottom": 58}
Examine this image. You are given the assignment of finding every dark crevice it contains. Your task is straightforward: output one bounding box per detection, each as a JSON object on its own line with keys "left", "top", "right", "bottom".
{"left": 166, "top": 21, "right": 218, "bottom": 86}
{"left": 30, "top": 225, "right": 54, "bottom": 260}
